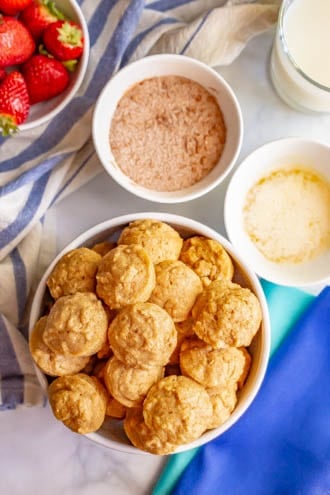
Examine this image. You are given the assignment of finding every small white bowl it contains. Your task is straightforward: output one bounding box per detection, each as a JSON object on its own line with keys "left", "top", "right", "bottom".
{"left": 19, "top": 0, "right": 89, "bottom": 131}
{"left": 92, "top": 54, "right": 243, "bottom": 203}
{"left": 29, "top": 212, "right": 270, "bottom": 455}
{"left": 224, "top": 138, "right": 330, "bottom": 288}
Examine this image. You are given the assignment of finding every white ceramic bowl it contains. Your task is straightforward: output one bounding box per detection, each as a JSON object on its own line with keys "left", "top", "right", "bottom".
{"left": 29, "top": 213, "right": 270, "bottom": 454}
{"left": 19, "top": 0, "right": 89, "bottom": 131}
{"left": 224, "top": 138, "right": 330, "bottom": 288}
{"left": 92, "top": 54, "right": 243, "bottom": 203}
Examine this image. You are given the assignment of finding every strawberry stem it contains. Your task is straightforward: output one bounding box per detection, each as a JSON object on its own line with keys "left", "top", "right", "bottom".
{"left": 62, "top": 59, "right": 78, "bottom": 72}
{"left": 58, "top": 22, "right": 83, "bottom": 47}
{"left": 0, "top": 114, "right": 18, "bottom": 136}
{"left": 38, "top": 44, "right": 54, "bottom": 58}
{"left": 43, "top": 0, "right": 66, "bottom": 21}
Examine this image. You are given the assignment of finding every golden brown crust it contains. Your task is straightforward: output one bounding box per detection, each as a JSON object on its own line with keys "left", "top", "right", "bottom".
{"left": 192, "top": 281, "right": 262, "bottom": 348}
{"left": 91, "top": 359, "right": 107, "bottom": 381}
{"left": 143, "top": 375, "right": 212, "bottom": 445}
{"left": 80, "top": 355, "right": 98, "bottom": 375}
{"left": 149, "top": 260, "right": 202, "bottom": 322}
{"left": 180, "top": 236, "right": 234, "bottom": 287}
{"left": 47, "top": 248, "right": 102, "bottom": 299}
{"left": 207, "top": 384, "right": 238, "bottom": 429}
{"left": 103, "top": 356, "right": 164, "bottom": 407}
{"left": 92, "top": 359, "right": 126, "bottom": 418}
{"left": 48, "top": 374, "right": 108, "bottom": 434}
{"left": 91, "top": 241, "right": 116, "bottom": 257}
{"left": 43, "top": 292, "right": 108, "bottom": 357}
{"left": 180, "top": 338, "right": 251, "bottom": 389}
{"left": 96, "top": 339, "right": 113, "bottom": 360}
{"left": 106, "top": 396, "right": 126, "bottom": 419}
{"left": 124, "top": 408, "right": 176, "bottom": 455}
{"left": 118, "top": 219, "right": 183, "bottom": 264}
{"left": 96, "top": 244, "right": 155, "bottom": 309}
{"left": 237, "top": 347, "right": 252, "bottom": 389}
{"left": 108, "top": 302, "right": 177, "bottom": 368}
{"left": 169, "top": 318, "right": 195, "bottom": 365}
{"left": 29, "top": 316, "right": 89, "bottom": 376}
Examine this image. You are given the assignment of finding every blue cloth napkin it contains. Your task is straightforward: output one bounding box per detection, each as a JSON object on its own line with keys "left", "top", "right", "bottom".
{"left": 170, "top": 286, "right": 330, "bottom": 495}
{"left": 0, "top": 0, "right": 278, "bottom": 410}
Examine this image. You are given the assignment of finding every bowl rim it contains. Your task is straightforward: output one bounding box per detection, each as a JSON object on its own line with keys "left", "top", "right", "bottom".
{"left": 224, "top": 136, "right": 330, "bottom": 287}
{"left": 19, "top": 0, "right": 90, "bottom": 131}
{"left": 29, "top": 212, "right": 271, "bottom": 455}
{"left": 92, "top": 54, "right": 243, "bottom": 204}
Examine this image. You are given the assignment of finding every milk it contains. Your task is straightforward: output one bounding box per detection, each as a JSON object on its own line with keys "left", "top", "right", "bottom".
{"left": 270, "top": 0, "right": 330, "bottom": 112}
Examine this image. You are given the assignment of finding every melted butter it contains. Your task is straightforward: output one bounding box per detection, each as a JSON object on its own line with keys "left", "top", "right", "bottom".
{"left": 243, "top": 167, "right": 330, "bottom": 264}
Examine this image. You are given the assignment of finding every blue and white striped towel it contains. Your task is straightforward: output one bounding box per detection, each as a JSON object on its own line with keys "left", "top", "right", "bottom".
{"left": 0, "top": 0, "right": 279, "bottom": 410}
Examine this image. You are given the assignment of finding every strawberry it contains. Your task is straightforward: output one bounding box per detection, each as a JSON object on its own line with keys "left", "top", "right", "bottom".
{"left": 21, "top": 54, "right": 69, "bottom": 103}
{"left": 0, "top": 68, "right": 6, "bottom": 81}
{"left": 0, "top": 15, "right": 35, "bottom": 68}
{"left": 0, "top": 0, "right": 32, "bottom": 15}
{"left": 0, "top": 71, "right": 30, "bottom": 135}
{"left": 19, "top": 0, "right": 64, "bottom": 40}
{"left": 43, "top": 20, "right": 83, "bottom": 61}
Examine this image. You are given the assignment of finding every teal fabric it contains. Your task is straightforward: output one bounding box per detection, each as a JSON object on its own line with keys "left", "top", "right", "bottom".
{"left": 152, "top": 280, "right": 315, "bottom": 495}
{"left": 261, "top": 280, "right": 314, "bottom": 353}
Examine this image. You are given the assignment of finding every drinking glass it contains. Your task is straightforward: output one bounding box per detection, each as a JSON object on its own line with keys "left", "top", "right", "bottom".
{"left": 270, "top": 0, "right": 330, "bottom": 113}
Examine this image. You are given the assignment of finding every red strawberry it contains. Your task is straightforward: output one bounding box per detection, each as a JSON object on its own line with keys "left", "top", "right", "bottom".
{"left": 0, "top": 0, "right": 32, "bottom": 15}
{"left": 0, "top": 15, "right": 35, "bottom": 68}
{"left": 19, "top": 0, "right": 64, "bottom": 40}
{"left": 0, "top": 68, "right": 6, "bottom": 81}
{"left": 43, "top": 20, "right": 83, "bottom": 61}
{"left": 0, "top": 71, "right": 30, "bottom": 135}
{"left": 21, "top": 54, "right": 69, "bottom": 104}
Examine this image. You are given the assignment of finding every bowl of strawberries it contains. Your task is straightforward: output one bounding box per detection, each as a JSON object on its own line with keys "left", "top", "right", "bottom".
{"left": 0, "top": 0, "right": 89, "bottom": 136}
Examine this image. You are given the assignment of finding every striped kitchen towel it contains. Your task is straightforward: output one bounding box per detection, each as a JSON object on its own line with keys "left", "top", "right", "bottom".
{"left": 0, "top": 0, "right": 279, "bottom": 409}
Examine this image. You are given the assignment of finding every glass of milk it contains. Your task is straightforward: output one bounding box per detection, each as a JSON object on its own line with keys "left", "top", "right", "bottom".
{"left": 270, "top": 0, "right": 330, "bottom": 113}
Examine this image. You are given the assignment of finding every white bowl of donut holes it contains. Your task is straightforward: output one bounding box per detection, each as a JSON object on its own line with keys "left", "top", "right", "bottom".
{"left": 29, "top": 213, "right": 270, "bottom": 455}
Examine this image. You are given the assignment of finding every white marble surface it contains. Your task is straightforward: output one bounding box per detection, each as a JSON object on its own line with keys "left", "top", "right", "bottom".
{"left": 1, "top": 30, "right": 329, "bottom": 495}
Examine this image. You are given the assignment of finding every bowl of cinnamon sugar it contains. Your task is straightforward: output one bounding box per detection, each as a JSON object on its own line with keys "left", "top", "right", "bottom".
{"left": 92, "top": 54, "right": 243, "bottom": 203}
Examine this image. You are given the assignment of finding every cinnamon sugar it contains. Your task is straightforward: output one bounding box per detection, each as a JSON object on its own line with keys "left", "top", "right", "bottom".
{"left": 109, "top": 76, "right": 226, "bottom": 192}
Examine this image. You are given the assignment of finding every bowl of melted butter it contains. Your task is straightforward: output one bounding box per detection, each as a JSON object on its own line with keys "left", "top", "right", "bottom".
{"left": 224, "top": 138, "right": 330, "bottom": 287}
